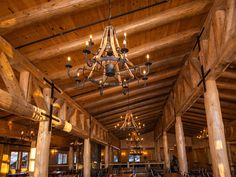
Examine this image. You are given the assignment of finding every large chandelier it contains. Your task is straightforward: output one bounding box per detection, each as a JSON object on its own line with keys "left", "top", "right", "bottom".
{"left": 65, "top": 0, "right": 152, "bottom": 95}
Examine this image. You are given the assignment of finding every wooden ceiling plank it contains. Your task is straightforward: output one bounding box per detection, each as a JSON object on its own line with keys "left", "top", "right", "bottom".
{"left": 0, "top": 0, "right": 103, "bottom": 34}
{"left": 25, "top": 0, "right": 211, "bottom": 63}
{"left": 160, "top": 0, "right": 236, "bottom": 132}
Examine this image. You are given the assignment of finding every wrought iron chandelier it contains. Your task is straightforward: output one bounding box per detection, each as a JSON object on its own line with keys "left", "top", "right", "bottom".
{"left": 65, "top": 0, "right": 152, "bottom": 95}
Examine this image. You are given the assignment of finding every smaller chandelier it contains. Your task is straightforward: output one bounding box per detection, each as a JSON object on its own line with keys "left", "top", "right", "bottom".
{"left": 126, "top": 131, "right": 144, "bottom": 148}
{"left": 126, "top": 131, "right": 144, "bottom": 142}
{"left": 114, "top": 110, "right": 145, "bottom": 130}
{"left": 196, "top": 128, "right": 208, "bottom": 139}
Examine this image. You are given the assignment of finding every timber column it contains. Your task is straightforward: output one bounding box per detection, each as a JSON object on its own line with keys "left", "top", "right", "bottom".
{"left": 83, "top": 138, "right": 91, "bottom": 177}
{"left": 204, "top": 79, "right": 231, "bottom": 177}
{"left": 175, "top": 116, "right": 188, "bottom": 175}
{"left": 105, "top": 145, "right": 109, "bottom": 168}
{"left": 163, "top": 131, "right": 170, "bottom": 170}
{"left": 156, "top": 139, "right": 161, "bottom": 162}
{"left": 68, "top": 146, "right": 74, "bottom": 170}
{"left": 34, "top": 88, "right": 52, "bottom": 177}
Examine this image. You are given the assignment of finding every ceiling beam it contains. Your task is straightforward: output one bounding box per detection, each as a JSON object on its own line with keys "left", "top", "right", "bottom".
{"left": 94, "top": 96, "right": 168, "bottom": 119}
{"left": 105, "top": 111, "right": 162, "bottom": 128}
{"left": 159, "top": 0, "right": 236, "bottom": 132}
{"left": 85, "top": 78, "right": 175, "bottom": 110}
{"left": 99, "top": 103, "right": 164, "bottom": 124}
{"left": 86, "top": 87, "right": 170, "bottom": 115}
{"left": 26, "top": 0, "right": 210, "bottom": 62}
{"left": 0, "top": 0, "right": 103, "bottom": 34}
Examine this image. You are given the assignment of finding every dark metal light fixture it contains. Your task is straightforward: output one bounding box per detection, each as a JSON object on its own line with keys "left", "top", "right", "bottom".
{"left": 65, "top": 0, "right": 152, "bottom": 95}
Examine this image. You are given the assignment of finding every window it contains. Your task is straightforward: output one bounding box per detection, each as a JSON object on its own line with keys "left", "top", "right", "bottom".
{"left": 128, "top": 155, "right": 134, "bottom": 162}
{"left": 10, "top": 152, "right": 18, "bottom": 169}
{"left": 58, "top": 153, "right": 67, "bottom": 164}
{"left": 113, "top": 155, "right": 118, "bottom": 162}
{"left": 134, "top": 155, "right": 140, "bottom": 162}
{"left": 21, "top": 152, "right": 29, "bottom": 169}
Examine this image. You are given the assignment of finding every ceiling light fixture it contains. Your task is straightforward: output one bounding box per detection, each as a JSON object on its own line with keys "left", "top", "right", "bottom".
{"left": 65, "top": 0, "right": 152, "bottom": 95}
{"left": 115, "top": 91, "right": 145, "bottom": 130}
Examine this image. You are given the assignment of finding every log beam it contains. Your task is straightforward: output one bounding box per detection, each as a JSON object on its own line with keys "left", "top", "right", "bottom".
{"left": 0, "top": 51, "right": 24, "bottom": 98}
{"left": 0, "top": 0, "right": 103, "bottom": 34}
{"left": 34, "top": 88, "right": 51, "bottom": 177}
{"left": 204, "top": 79, "right": 231, "bottom": 177}
{"left": 26, "top": 0, "right": 211, "bottom": 62}
{"left": 163, "top": 131, "right": 170, "bottom": 170}
{"left": 175, "top": 116, "right": 188, "bottom": 175}
{"left": 159, "top": 0, "right": 236, "bottom": 133}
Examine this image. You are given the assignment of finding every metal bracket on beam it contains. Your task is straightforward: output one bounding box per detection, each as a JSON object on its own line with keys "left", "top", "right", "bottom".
{"left": 193, "top": 28, "right": 211, "bottom": 92}
{"left": 43, "top": 77, "right": 62, "bottom": 132}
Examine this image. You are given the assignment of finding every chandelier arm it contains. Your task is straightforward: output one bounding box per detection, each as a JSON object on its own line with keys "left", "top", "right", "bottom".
{"left": 66, "top": 67, "right": 71, "bottom": 78}
{"left": 115, "top": 64, "right": 122, "bottom": 83}
{"left": 87, "top": 62, "right": 98, "bottom": 79}
{"left": 109, "top": 27, "right": 119, "bottom": 57}
{"left": 113, "top": 28, "right": 120, "bottom": 49}
{"left": 97, "top": 27, "right": 109, "bottom": 59}
{"left": 124, "top": 63, "right": 134, "bottom": 78}
{"left": 125, "top": 58, "right": 134, "bottom": 67}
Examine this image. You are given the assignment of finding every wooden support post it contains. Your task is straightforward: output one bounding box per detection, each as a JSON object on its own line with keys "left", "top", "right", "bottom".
{"left": 227, "top": 142, "right": 234, "bottom": 173}
{"left": 68, "top": 146, "right": 74, "bottom": 170}
{"left": 76, "top": 147, "right": 80, "bottom": 171}
{"left": 163, "top": 131, "right": 170, "bottom": 170}
{"left": 34, "top": 88, "right": 52, "bottom": 177}
{"left": 58, "top": 102, "right": 67, "bottom": 120}
{"left": 175, "top": 116, "right": 188, "bottom": 175}
{"left": 204, "top": 79, "right": 231, "bottom": 177}
{"left": 79, "top": 114, "right": 85, "bottom": 130}
{"left": 105, "top": 145, "right": 109, "bottom": 168}
{"left": 83, "top": 138, "right": 91, "bottom": 177}
{"left": 0, "top": 51, "right": 24, "bottom": 98}
{"left": 207, "top": 147, "right": 212, "bottom": 165}
{"left": 156, "top": 139, "right": 161, "bottom": 162}
{"left": 109, "top": 146, "right": 113, "bottom": 163}
{"left": 19, "top": 71, "right": 32, "bottom": 102}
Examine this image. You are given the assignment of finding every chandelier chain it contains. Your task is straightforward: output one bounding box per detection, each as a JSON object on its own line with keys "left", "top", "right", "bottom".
{"left": 108, "top": 0, "right": 111, "bottom": 25}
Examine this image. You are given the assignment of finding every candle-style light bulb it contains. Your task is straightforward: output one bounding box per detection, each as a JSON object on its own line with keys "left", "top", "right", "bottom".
{"left": 67, "top": 56, "right": 71, "bottom": 62}
{"left": 123, "top": 40, "right": 126, "bottom": 45}
{"left": 146, "top": 54, "right": 150, "bottom": 61}
{"left": 143, "top": 69, "right": 146, "bottom": 75}
{"left": 77, "top": 72, "right": 80, "bottom": 77}
{"left": 90, "top": 34, "right": 93, "bottom": 40}
{"left": 85, "top": 41, "right": 89, "bottom": 46}
{"left": 123, "top": 32, "right": 127, "bottom": 48}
